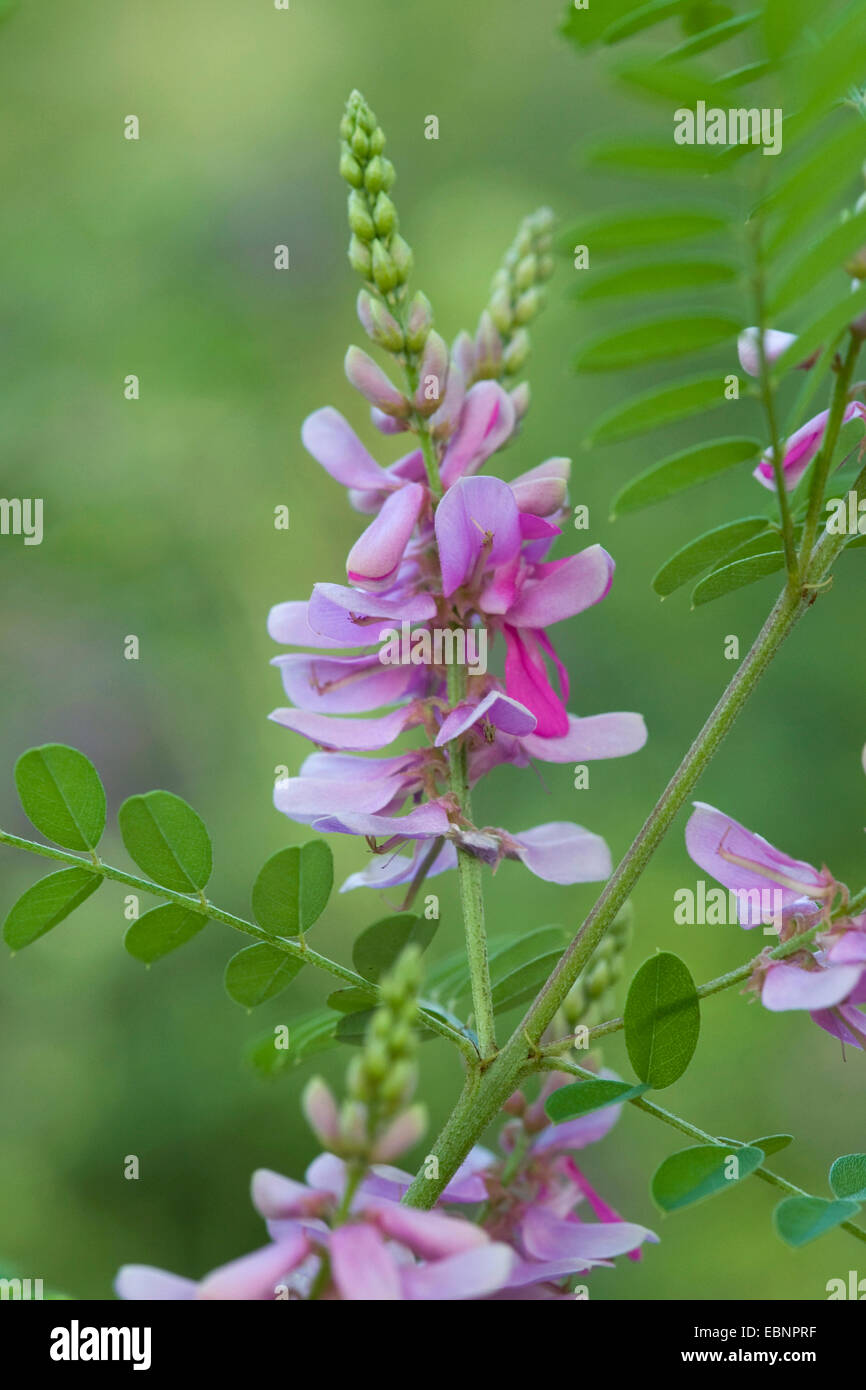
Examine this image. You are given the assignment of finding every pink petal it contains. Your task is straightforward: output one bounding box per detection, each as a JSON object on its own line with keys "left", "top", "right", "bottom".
{"left": 402, "top": 1245, "right": 514, "bottom": 1300}
{"left": 435, "top": 691, "right": 536, "bottom": 745}
{"left": 507, "top": 546, "right": 615, "bottom": 627}
{"left": 347, "top": 483, "right": 426, "bottom": 585}
{"left": 115, "top": 1265, "right": 197, "bottom": 1300}
{"left": 197, "top": 1234, "right": 310, "bottom": 1300}
{"left": 434, "top": 475, "right": 522, "bottom": 596}
{"left": 761, "top": 961, "right": 863, "bottom": 1011}
{"left": 301, "top": 407, "right": 392, "bottom": 492}
{"left": 508, "top": 822, "right": 612, "bottom": 885}
{"left": 330, "top": 1225, "right": 403, "bottom": 1300}
{"left": 521, "top": 712, "right": 648, "bottom": 762}
{"left": 269, "top": 705, "right": 418, "bottom": 751}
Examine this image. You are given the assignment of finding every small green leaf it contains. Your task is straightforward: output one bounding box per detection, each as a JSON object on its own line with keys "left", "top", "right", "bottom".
{"left": 576, "top": 314, "right": 739, "bottom": 372}
{"left": 474, "top": 926, "right": 567, "bottom": 1015}
{"left": 545, "top": 1078, "right": 649, "bottom": 1123}
{"left": 612, "top": 437, "right": 759, "bottom": 517}
{"left": 624, "top": 951, "right": 700, "bottom": 1088}
{"left": 3, "top": 867, "right": 100, "bottom": 949}
{"left": 770, "top": 208, "right": 866, "bottom": 315}
{"left": 124, "top": 902, "right": 205, "bottom": 963}
{"left": 224, "top": 942, "right": 303, "bottom": 1008}
{"left": 491, "top": 951, "right": 565, "bottom": 1014}
{"left": 602, "top": 0, "right": 689, "bottom": 46}
{"left": 589, "top": 373, "right": 727, "bottom": 446}
{"left": 326, "top": 986, "right": 376, "bottom": 1013}
{"left": 774, "top": 1196, "right": 860, "bottom": 1248}
{"left": 118, "top": 790, "right": 213, "bottom": 892}
{"left": 663, "top": 10, "right": 759, "bottom": 62}
{"left": 749, "top": 1134, "right": 794, "bottom": 1158}
{"left": 575, "top": 257, "right": 737, "bottom": 302}
{"left": 567, "top": 208, "right": 729, "bottom": 257}
{"left": 252, "top": 841, "right": 333, "bottom": 936}
{"left": 247, "top": 1010, "right": 340, "bottom": 1075}
{"left": 692, "top": 551, "right": 784, "bottom": 607}
{"left": 585, "top": 138, "right": 718, "bottom": 177}
{"left": 653, "top": 517, "right": 770, "bottom": 597}
{"left": 829, "top": 1154, "right": 866, "bottom": 1202}
{"left": 352, "top": 913, "right": 437, "bottom": 983}
{"left": 652, "top": 1144, "right": 764, "bottom": 1212}
{"left": 15, "top": 744, "right": 106, "bottom": 851}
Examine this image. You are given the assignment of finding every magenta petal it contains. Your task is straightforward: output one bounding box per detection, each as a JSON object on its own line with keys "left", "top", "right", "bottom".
{"left": 522, "top": 712, "right": 648, "bottom": 763}
{"left": 197, "top": 1234, "right": 310, "bottom": 1300}
{"left": 761, "top": 961, "right": 863, "bottom": 1011}
{"left": 371, "top": 1203, "right": 489, "bottom": 1258}
{"left": 115, "top": 1265, "right": 197, "bottom": 1300}
{"left": 434, "top": 475, "right": 522, "bottom": 595}
{"left": 521, "top": 1207, "right": 655, "bottom": 1263}
{"left": 347, "top": 483, "right": 426, "bottom": 585}
{"left": 509, "top": 822, "right": 612, "bottom": 885}
{"left": 435, "top": 691, "right": 536, "bottom": 745}
{"left": 754, "top": 402, "right": 866, "bottom": 493}
{"left": 330, "top": 1225, "right": 403, "bottom": 1300}
{"left": 401, "top": 1245, "right": 514, "bottom": 1301}
{"left": 811, "top": 1003, "right": 866, "bottom": 1048}
{"left": 511, "top": 457, "right": 570, "bottom": 516}
{"left": 314, "top": 802, "right": 452, "bottom": 839}
{"left": 508, "top": 546, "right": 615, "bottom": 627}
{"left": 269, "top": 706, "right": 416, "bottom": 751}
{"left": 439, "top": 381, "right": 516, "bottom": 487}
{"left": 301, "top": 407, "right": 392, "bottom": 492}
{"left": 307, "top": 582, "right": 437, "bottom": 643}
{"left": 737, "top": 328, "right": 798, "bottom": 378}
{"left": 272, "top": 652, "right": 426, "bottom": 713}
{"left": 828, "top": 932, "right": 866, "bottom": 965}
{"left": 268, "top": 601, "right": 359, "bottom": 650}
{"left": 504, "top": 626, "right": 569, "bottom": 737}
{"left": 684, "top": 802, "right": 829, "bottom": 920}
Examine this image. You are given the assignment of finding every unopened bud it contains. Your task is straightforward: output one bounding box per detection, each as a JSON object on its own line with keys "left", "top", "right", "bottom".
{"left": 515, "top": 254, "right": 538, "bottom": 293}
{"left": 405, "top": 291, "right": 433, "bottom": 353}
{"left": 302, "top": 1076, "right": 341, "bottom": 1148}
{"left": 371, "top": 238, "right": 399, "bottom": 293}
{"left": 414, "top": 330, "right": 449, "bottom": 415}
{"left": 510, "top": 380, "right": 531, "bottom": 421}
{"left": 339, "top": 150, "right": 363, "bottom": 187}
{"left": 502, "top": 327, "right": 530, "bottom": 376}
{"left": 514, "top": 287, "right": 543, "bottom": 325}
{"left": 357, "top": 290, "right": 403, "bottom": 351}
{"left": 348, "top": 190, "right": 375, "bottom": 242}
{"left": 348, "top": 234, "right": 372, "bottom": 277}
{"left": 371, "top": 1103, "right": 427, "bottom": 1161}
{"left": 345, "top": 345, "right": 411, "bottom": 416}
{"left": 373, "top": 192, "right": 398, "bottom": 238}
{"left": 474, "top": 310, "right": 503, "bottom": 378}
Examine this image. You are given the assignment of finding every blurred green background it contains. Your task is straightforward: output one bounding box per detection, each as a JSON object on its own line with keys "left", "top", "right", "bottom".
{"left": 1, "top": 0, "right": 864, "bottom": 1300}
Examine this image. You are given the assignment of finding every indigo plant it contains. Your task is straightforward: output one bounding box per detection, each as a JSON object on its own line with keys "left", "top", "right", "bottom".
{"left": 4, "top": 0, "right": 866, "bottom": 1301}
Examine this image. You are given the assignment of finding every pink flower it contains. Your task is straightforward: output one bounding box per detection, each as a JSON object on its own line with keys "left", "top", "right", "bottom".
{"left": 753, "top": 402, "right": 866, "bottom": 493}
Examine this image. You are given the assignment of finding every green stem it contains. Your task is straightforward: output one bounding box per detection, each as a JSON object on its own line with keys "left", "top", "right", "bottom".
{"left": 550, "top": 1060, "right": 866, "bottom": 1247}
{"left": 800, "top": 331, "right": 862, "bottom": 563}
{"left": 749, "top": 220, "right": 798, "bottom": 582}
{"left": 446, "top": 662, "right": 497, "bottom": 1060}
{"left": 0, "top": 830, "right": 477, "bottom": 1062}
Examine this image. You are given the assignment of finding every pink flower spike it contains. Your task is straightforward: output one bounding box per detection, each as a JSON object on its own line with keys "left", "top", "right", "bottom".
{"left": 347, "top": 483, "right": 426, "bottom": 585}
{"left": 439, "top": 381, "right": 516, "bottom": 487}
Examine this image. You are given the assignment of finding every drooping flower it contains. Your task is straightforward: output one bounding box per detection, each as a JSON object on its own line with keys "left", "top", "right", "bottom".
{"left": 753, "top": 401, "right": 866, "bottom": 493}
{"left": 684, "top": 802, "right": 866, "bottom": 1047}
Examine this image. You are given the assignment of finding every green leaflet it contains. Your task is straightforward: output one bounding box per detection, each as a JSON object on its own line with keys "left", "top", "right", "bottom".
{"left": 624, "top": 952, "right": 700, "bottom": 1088}
{"left": 247, "top": 1011, "right": 341, "bottom": 1076}
{"left": 653, "top": 517, "right": 771, "bottom": 596}
{"left": 769, "top": 207, "right": 866, "bottom": 315}
{"left": 774, "top": 1196, "right": 861, "bottom": 1248}
{"left": 612, "top": 437, "right": 760, "bottom": 517}
{"left": 118, "top": 790, "right": 213, "bottom": 893}
{"left": 251, "top": 841, "right": 333, "bottom": 936}
{"left": 567, "top": 208, "right": 729, "bottom": 256}
{"left": 3, "top": 867, "right": 100, "bottom": 949}
{"left": 575, "top": 257, "right": 738, "bottom": 302}
{"left": 224, "top": 942, "right": 304, "bottom": 1008}
{"left": 576, "top": 314, "right": 739, "bottom": 372}
{"left": 829, "top": 1153, "right": 866, "bottom": 1202}
{"left": 652, "top": 1144, "right": 765, "bottom": 1212}
{"left": 691, "top": 551, "right": 784, "bottom": 606}
{"left": 15, "top": 744, "right": 106, "bottom": 852}
{"left": 352, "top": 913, "right": 438, "bottom": 983}
{"left": 589, "top": 373, "right": 729, "bottom": 445}
{"left": 545, "top": 1078, "right": 649, "bottom": 1124}
{"left": 124, "top": 902, "right": 206, "bottom": 963}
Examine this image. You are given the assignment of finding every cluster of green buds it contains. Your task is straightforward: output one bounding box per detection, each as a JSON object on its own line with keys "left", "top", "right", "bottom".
{"left": 472, "top": 207, "right": 556, "bottom": 382}
{"left": 561, "top": 901, "right": 633, "bottom": 1038}
{"left": 340, "top": 89, "right": 413, "bottom": 305}
{"left": 302, "top": 946, "right": 427, "bottom": 1165}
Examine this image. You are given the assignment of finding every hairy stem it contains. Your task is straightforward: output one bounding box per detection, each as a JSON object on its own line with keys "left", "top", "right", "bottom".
{"left": 0, "top": 830, "right": 476, "bottom": 1060}
{"left": 446, "top": 662, "right": 497, "bottom": 1060}
{"left": 800, "top": 331, "right": 862, "bottom": 562}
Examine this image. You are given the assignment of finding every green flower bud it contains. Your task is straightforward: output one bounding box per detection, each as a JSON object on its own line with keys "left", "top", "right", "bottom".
{"left": 348, "top": 190, "right": 375, "bottom": 241}
{"left": 348, "top": 235, "right": 372, "bottom": 278}
{"left": 389, "top": 233, "right": 413, "bottom": 284}
{"left": 339, "top": 150, "right": 363, "bottom": 187}
{"left": 405, "top": 291, "right": 433, "bottom": 353}
{"left": 514, "top": 287, "right": 543, "bottom": 325}
{"left": 489, "top": 287, "right": 513, "bottom": 336}
{"left": 515, "top": 254, "right": 538, "bottom": 293}
{"left": 502, "top": 328, "right": 530, "bottom": 375}
{"left": 351, "top": 126, "right": 370, "bottom": 159}
{"left": 373, "top": 192, "right": 398, "bottom": 238}
{"left": 371, "top": 238, "right": 399, "bottom": 293}
{"left": 357, "top": 292, "right": 404, "bottom": 352}
{"left": 369, "top": 126, "right": 386, "bottom": 155}
{"left": 364, "top": 157, "right": 386, "bottom": 196}
{"left": 379, "top": 1059, "right": 415, "bottom": 1105}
